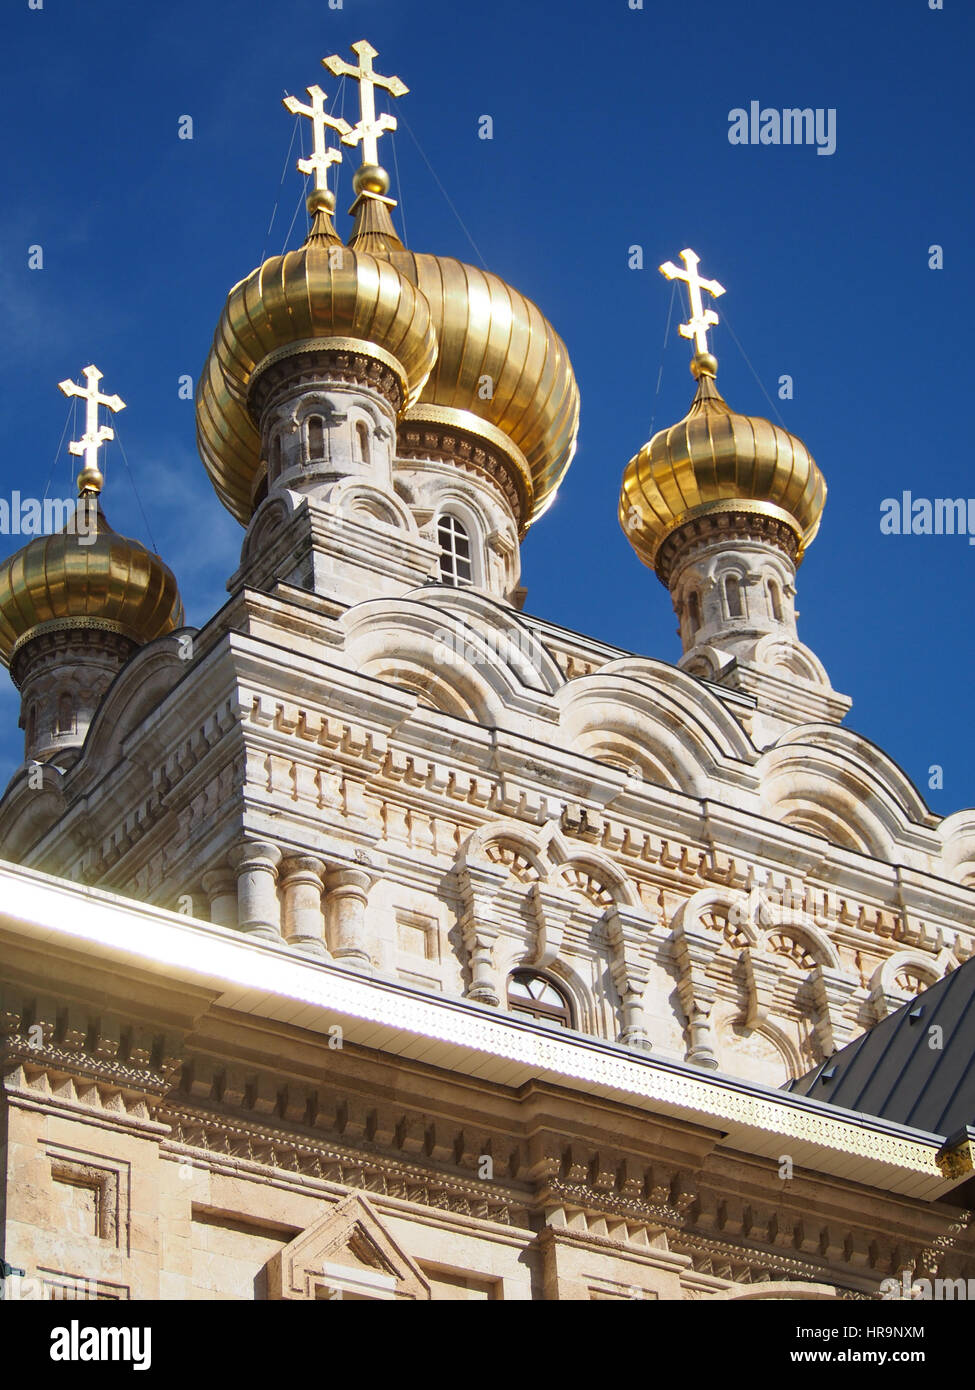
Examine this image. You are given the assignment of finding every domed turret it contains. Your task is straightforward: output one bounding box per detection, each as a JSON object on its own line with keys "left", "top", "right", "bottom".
{"left": 0, "top": 367, "right": 183, "bottom": 762}
{"left": 618, "top": 250, "right": 848, "bottom": 742}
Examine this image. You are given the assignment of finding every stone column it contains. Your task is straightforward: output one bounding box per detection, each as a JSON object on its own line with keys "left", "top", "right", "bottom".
{"left": 683, "top": 1000, "right": 720, "bottom": 1070}
{"left": 462, "top": 922, "right": 502, "bottom": 1007}
{"left": 457, "top": 860, "right": 508, "bottom": 1007}
{"left": 280, "top": 855, "right": 328, "bottom": 958}
{"left": 674, "top": 932, "right": 720, "bottom": 1069}
{"left": 606, "top": 905, "right": 654, "bottom": 1050}
{"left": 325, "top": 864, "right": 375, "bottom": 967}
{"left": 201, "top": 868, "right": 238, "bottom": 929}
{"left": 229, "top": 840, "right": 282, "bottom": 941}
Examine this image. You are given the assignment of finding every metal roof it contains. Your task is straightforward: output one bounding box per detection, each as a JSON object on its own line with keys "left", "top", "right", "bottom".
{"left": 788, "top": 956, "right": 975, "bottom": 1138}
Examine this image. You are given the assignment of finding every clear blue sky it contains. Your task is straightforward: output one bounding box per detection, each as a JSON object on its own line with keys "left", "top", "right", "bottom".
{"left": 1, "top": 0, "right": 972, "bottom": 818}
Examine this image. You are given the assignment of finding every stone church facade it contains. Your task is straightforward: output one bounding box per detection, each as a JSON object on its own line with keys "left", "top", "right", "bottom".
{"left": 1, "top": 41, "right": 974, "bottom": 1301}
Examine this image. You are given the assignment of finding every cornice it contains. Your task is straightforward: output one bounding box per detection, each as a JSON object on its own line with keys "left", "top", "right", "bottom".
{"left": 0, "top": 861, "right": 962, "bottom": 1202}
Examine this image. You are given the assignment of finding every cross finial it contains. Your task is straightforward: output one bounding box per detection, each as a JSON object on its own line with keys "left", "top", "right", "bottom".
{"left": 282, "top": 84, "right": 351, "bottom": 195}
{"left": 58, "top": 365, "right": 125, "bottom": 496}
{"left": 659, "top": 249, "right": 726, "bottom": 360}
{"left": 322, "top": 40, "right": 408, "bottom": 171}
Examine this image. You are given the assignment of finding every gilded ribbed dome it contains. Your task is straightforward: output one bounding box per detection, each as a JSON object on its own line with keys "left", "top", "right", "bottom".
{"left": 350, "top": 200, "right": 580, "bottom": 530}
{"left": 197, "top": 204, "right": 439, "bottom": 525}
{"left": 620, "top": 360, "right": 826, "bottom": 573}
{"left": 0, "top": 501, "right": 184, "bottom": 665}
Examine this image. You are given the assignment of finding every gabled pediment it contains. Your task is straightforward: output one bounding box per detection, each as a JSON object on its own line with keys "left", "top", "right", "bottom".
{"left": 266, "top": 1192, "right": 431, "bottom": 1300}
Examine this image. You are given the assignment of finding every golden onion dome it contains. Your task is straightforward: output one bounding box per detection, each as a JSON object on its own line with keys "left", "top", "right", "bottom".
{"left": 196, "top": 196, "right": 439, "bottom": 525}
{"left": 619, "top": 354, "right": 826, "bottom": 574}
{"left": 0, "top": 499, "right": 184, "bottom": 666}
{"left": 349, "top": 198, "right": 580, "bottom": 531}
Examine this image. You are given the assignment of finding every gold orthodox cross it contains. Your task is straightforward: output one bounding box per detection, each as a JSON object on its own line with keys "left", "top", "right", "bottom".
{"left": 659, "top": 249, "right": 726, "bottom": 356}
{"left": 58, "top": 365, "right": 125, "bottom": 495}
{"left": 321, "top": 40, "right": 408, "bottom": 168}
{"left": 282, "top": 84, "right": 351, "bottom": 193}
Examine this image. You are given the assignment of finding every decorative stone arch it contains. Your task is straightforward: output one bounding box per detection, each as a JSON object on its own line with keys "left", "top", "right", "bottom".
{"left": 752, "top": 907, "right": 842, "bottom": 972}
{"left": 543, "top": 830, "right": 642, "bottom": 910}
{"left": 759, "top": 753, "right": 903, "bottom": 861}
{"left": 0, "top": 768, "right": 66, "bottom": 859}
{"left": 677, "top": 643, "right": 735, "bottom": 683}
{"left": 577, "top": 658, "right": 757, "bottom": 754}
{"left": 81, "top": 635, "right": 195, "bottom": 778}
{"left": 543, "top": 832, "right": 658, "bottom": 1047}
{"left": 749, "top": 905, "right": 856, "bottom": 1056}
{"left": 342, "top": 607, "right": 512, "bottom": 726}
{"left": 762, "top": 725, "right": 934, "bottom": 862}
{"left": 753, "top": 633, "right": 829, "bottom": 685}
{"left": 453, "top": 823, "right": 655, "bottom": 1047}
{"left": 408, "top": 584, "right": 564, "bottom": 695}
{"left": 239, "top": 492, "right": 297, "bottom": 568}
{"left": 870, "top": 950, "right": 943, "bottom": 1021}
{"left": 293, "top": 391, "right": 342, "bottom": 432}
{"left": 460, "top": 819, "right": 549, "bottom": 883}
{"left": 557, "top": 675, "right": 753, "bottom": 798}
{"left": 327, "top": 477, "right": 419, "bottom": 533}
{"left": 343, "top": 596, "right": 562, "bottom": 728}
{"left": 671, "top": 888, "right": 852, "bottom": 1076}
{"left": 938, "top": 809, "right": 975, "bottom": 888}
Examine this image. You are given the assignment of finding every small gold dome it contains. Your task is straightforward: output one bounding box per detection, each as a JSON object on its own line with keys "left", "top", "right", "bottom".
{"left": 619, "top": 366, "right": 826, "bottom": 573}
{"left": 0, "top": 501, "right": 184, "bottom": 665}
{"left": 348, "top": 199, "right": 580, "bottom": 530}
{"left": 196, "top": 208, "right": 439, "bottom": 525}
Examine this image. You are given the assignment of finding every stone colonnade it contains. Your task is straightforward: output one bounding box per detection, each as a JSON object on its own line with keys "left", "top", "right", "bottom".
{"left": 199, "top": 840, "right": 377, "bottom": 965}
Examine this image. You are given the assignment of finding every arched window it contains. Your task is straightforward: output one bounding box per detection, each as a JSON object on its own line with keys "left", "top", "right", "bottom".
{"left": 725, "top": 575, "right": 743, "bottom": 619}
{"left": 56, "top": 692, "right": 75, "bottom": 735}
{"left": 768, "top": 578, "right": 783, "bottom": 621}
{"left": 307, "top": 416, "right": 325, "bottom": 461}
{"left": 507, "top": 970, "right": 573, "bottom": 1028}
{"left": 437, "top": 514, "right": 473, "bottom": 586}
{"left": 25, "top": 703, "right": 37, "bottom": 748}
{"left": 354, "top": 419, "right": 371, "bottom": 465}
{"left": 269, "top": 435, "right": 282, "bottom": 482}
{"left": 687, "top": 590, "right": 702, "bottom": 638}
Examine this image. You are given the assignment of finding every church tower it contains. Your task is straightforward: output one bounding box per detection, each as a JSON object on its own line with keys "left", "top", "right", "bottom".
{"left": 619, "top": 250, "right": 850, "bottom": 745}
{"left": 197, "top": 41, "right": 579, "bottom": 613}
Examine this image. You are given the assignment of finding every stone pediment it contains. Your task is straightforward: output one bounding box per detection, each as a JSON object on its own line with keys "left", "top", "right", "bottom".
{"left": 266, "top": 1193, "right": 431, "bottom": 1300}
